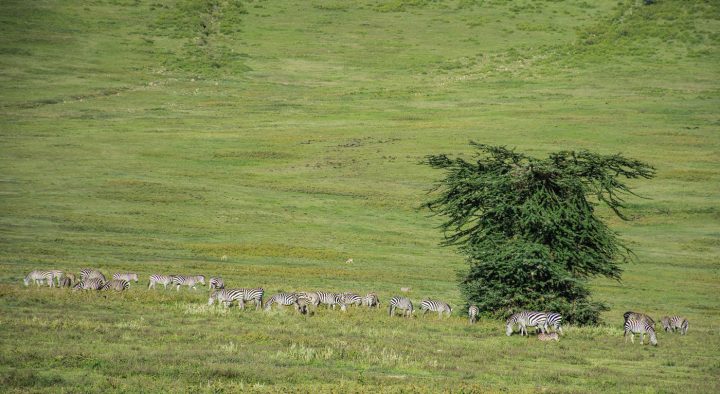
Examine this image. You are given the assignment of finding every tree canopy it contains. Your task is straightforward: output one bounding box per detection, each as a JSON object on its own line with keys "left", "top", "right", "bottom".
{"left": 423, "top": 143, "right": 655, "bottom": 324}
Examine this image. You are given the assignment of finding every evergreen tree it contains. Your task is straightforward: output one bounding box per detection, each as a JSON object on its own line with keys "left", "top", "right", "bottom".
{"left": 423, "top": 143, "right": 655, "bottom": 324}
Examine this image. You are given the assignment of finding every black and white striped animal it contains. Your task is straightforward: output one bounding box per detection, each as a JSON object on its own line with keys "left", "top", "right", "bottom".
{"left": 148, "top": 274, "right": 175, "bottom": 289}
{"left": 24, "top": 270, "right": 54, "bottom": 287}
{"left": 296, "top": 291, "right": 320, "bottom": 307}
{"left": 420, "top": 299, "right": 452, "bottom": 317}
{"left": 60, "top": 276, "right": 73, "bottom": 288}
{"left": 660, "top": 316, "right": 688, "bottom": 335}
{"left": 113, "top": 273, "right": 138, "bottom": 283}
{"left": 468, "top": 305, "right": 479, "bottom": 324}
{"left": 209, "top": 288, "right": 245, "bottom": 307}
{"left": 264, "top": 293, "right": 301, "bottom": 311}
{"left": 102, "top": 279, "right": 129, "bottom": 291}
{"left": 173, "top": 275, "right": 205, "bottom": 291}
{"left": 235, "top": 288, "right": 264, "bottom": 310}
{"left": 388, "top": 296, "right": 413, "bottom": 317}
{"left": 340, "top": 292, "right": 363, "bottom": 307}
{"left": 545, "top": 312, "right": 563, "bottom": 335}
{"left": 624, "top": 311, "right": 655, "bottom": 327}
{"left": 209, "top": 277, "right": 225, "bottom": 290}
{"left": 80, "top": 269, "right": 106, "bottom": 283}
{"left": 624, "top": 316, "right": 658, "bottom": 346}
{"left": 49, "top": 270, "right": 64, "bottom": 287}
{"left": 316, "top": 291, "right": 346, "bottom": 311}
{"left": 363, "top": 292, "right": 380, "bottom": 308}
{"left": 73, "top": 278, "right": 105, "bottom": 291}
{"left": 506, "top": 311, "right": 547, "bottom": 336}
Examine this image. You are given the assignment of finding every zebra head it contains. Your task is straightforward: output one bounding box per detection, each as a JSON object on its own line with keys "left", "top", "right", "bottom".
{"left": 648, "top": 327, "right": 658, "bottom": 346}
{"left": 23, "top": 275, "right": 30, "bottom": 286}
{"left": 505, "top": 316, "right": 516, "bottom": 336}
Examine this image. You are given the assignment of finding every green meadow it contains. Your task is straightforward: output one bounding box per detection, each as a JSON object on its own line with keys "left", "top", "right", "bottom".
{"left": 1, "top": 0, "right": 718, "bottom": 392}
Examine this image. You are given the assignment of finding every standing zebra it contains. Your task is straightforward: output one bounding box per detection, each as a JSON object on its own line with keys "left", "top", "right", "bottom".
{"left": 80, "top": 269, "right": 106, "bottom": 283}
{"left": 209, "top": 288, "right": 245, "bottom": 307}
{"left": 49, "top": 270, "right": 64, "bottom": 287}
{"left": 173, "top": 275, "right": 206, "bottom": 291}
{"left": 624, "top": 311, "right": 655, "bottom": 327}
{"left": 388, "top": 296, "right": 413, "bottom": 317}
{"left": 363, "top": 293, "right": 380, "bottom": 308}
{"left": 506, "top": 312, "right": 548, "bottom": 336}
{"left": 102, "top": 279, "right": 129, "bottom": 292}
{"left": 468, "top": 305, "right": 479, "bottom": 324}
{"left": 660, "top": 316, "right": 689, "bottom": 335}
{"left": 340, "top": 292, "right": 363, "bottom": 307}
{"left": 209, "top": 277, "right": 225, "bottom": 290}
{"left": 545, "top": 312, "right": 564, "bottom": 335}
{"left": 24, "top": 270, "right": 54, "bottom": 287}
{"left": 113, "top": 273, "right": 138, "bottom": 283}
{"left": 420, "top": 299, "right": 452, "bottom": 318}
{"left": 236, "top": 288, "right": 264, "bottom": 310}
{"left": 148, "top": 274, "right": 175, "bottom": 290}
{"left": 73, "top": 278, "right": 105, "bottom": 291}
{"left": 624, "top": 316, "right": 658, "bottom": 346}
{"left": 316, "top": 291, "right": 346, "bottom": 311}
{"left": 264, "top": 293, "right": 301, "bottom": 312}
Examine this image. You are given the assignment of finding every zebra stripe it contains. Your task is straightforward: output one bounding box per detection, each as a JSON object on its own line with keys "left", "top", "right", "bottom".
{"left": 546, "top": 312, "right": 563, "bottom": 335}
{"left": 316, "top": 291, "right": 346, "bottom": 311}
{"left": 388, "top": 296, "right": 413, "bottom": 317}
{"left": 625, "top": 317, "right": 658, "bottom": 346}
{"left": 420, "top": 299, "right": 452, "bottom": 317}
{"left": 296, "top": 291, "right": 320, "bottom": 307}
{"left": 238, "top": 288, "right": 264, "bottom": 310}
{"left": 73, "top": 278, "right": 105, "bottom": 291}
{"left": 660, "top": 316, "right": 688, "bottom": 335}
{"left": 209, "top": 288, "right": 245, "bottom": 307}
{"left": 24, "top": 270, "right": 54, "bottom": 287}
{"left": 80, "top": 269, "right": 106, "bottom": 282}
{"left": 624, "top": 311, "right": 655, "bottom": 327}
{"left": 48, "top": 270, "right": 64, "bottom": 286}
{"left": 209, "top": 277, "right": 225, "bottom": 290}
{"left": 113, "top": 273, "right": 138, "bottom": 283}
{"left": 363, "top": 293, "right": 380, "bottom": 308}
{"left": 506, "top": 311, "right": 548, "bottom": 336}
{"left": 468, "top": 305, "right": 479, "bottom": 324}
{"left": 340, "top": 292, "right": 363, "bottom": 307}
{"left": 148, "top": 274, "right": 175, "bottom": 289}
{"left": 173, "top": 275, "right": 206, "bottom": 291}
{"left": 102, "top": 279, "right": 129, "bottom": 291}
{"left": 264, "top": 293, "right": 300, "bottom": 311}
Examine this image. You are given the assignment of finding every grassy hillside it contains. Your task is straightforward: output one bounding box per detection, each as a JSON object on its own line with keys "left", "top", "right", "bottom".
{"left": 1, "top": 0, "right": 718, "bottom": 392}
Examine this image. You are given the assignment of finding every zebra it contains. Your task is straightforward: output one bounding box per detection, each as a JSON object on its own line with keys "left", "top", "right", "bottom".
{"left": 80, "top": 269, "right": 106, "bottom": 283}
{"left": 73, "top": 278, "right": 105, "bottom": 291}
{"left": 296, "top": 291, "right": 320, "bottom": 307}
{"left": 506, "top": 312, "right": 548, "bottom": 336}
{"left": 148, "top": 274, "right": 175, "bottom": 290}
{"left": 208, "top": 288, "right": 245, "bottom": 307}
{"left": 468, "top": 305, "right": 479, "bottom": 324}
{"left": 538, "top": 332, "right": 559, "bottom": 342}
{"left": 49, "top": 270, "right": 64, "bottom": 287}
{"left": 264, "top": 293, "right": 301, "bottom": 312}
{"left": 388, "top": 296, "right": 413, "bottom": 317}
{"left": 24, "top": 270, "right": 54, "bottom": 287}
{"left": 340, "top": 292, "right": 363, "bottom": 307}
{"left": 60, "top": 276, "right": 73, "bottom": 288}
{"left": 113, "top": 273, "right": 138, "bottom": 283}
{"left": 624, "top": 311, "right": 655, "bottom": 327}
{"left": 420, "top": 299, "right": 452, "bottom": 318}
{"left": 625, "top": 316, "right": 658, "bottom": 346}
{"left": 173, "top": 275, "right": 206, "bottom": 291}
{"left": 236, "top": 288, "right": 264, "bottom": 310}
{"left": 316, "top": 291, "right": 346, "bottom": 311}
{"left": 102, "top": 279, "right": 129, "bottom": 291}
{"left": 209, "top": 277, "right": 225, "bottom": 290}
{"left": 545, "top": 312, "right": 563, "bottom": 335}
{"left": 363, "top": 292, "right": 380, "bottom": 308}
{"left": 660, "top": 316, "right": 689, "bottom": 335}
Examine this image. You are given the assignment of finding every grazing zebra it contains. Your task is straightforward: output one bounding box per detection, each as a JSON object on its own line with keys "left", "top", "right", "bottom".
{"left": 264, "top": 293, "right": 301, "bottom": 312}
{"left": 545, "top": 312, "right": 563, "bottom": 335}
{"left": 80, "top": 269, "right": 106, "bottom": 283}
{"left": 340, "top": 292, "right": 363, "bottom": 307}
{"left": 102, "top": 279, "right": 129, "bottom": 291}
{"left": 296, "top": 291, "right": 320, "bottom": 307}
{"left": 49, "top": 270, "right": 64, "bottom": 287}
{"left": 660, "top": 316, "right": 689, "bottom": 335}
{"left": 624, "top": 311, "right": 655, "bottom": 327}
{"left": 506, "top": 312, "right": 548, "bottom": 336}
{"left": 24, "top": 270, "right": 54, "bottom": 287}
{"left": 420, "top": 299, "right": 452, "bottom": 318}
{"left": 209, "top": 277, "right": 225, "bottom": 290}
{"left": 173, "top": 275, "right": 206, "bottom": 291}
{"left": 236, "top": 288, "right": 264, "bottom": 310}
{"left": 363, "top": 292, "right": 380, "bottom": 308}
{"left": 148, "top": 274, "right": 175, "bottom": 290}
{"left": 388, "top": 296, "right": 413, "bottom": 317}
{"left": 538, "top": 332, "right": 559, "bottom": 342}
{"left": 73, "top": 278, "right": 105, "bottom": 291}
{"left": 625, "top": 316, "right": 658, "bottom": 346}
{"left": 468, "top": 305, "right": 479, "bottom": 324}
{"left": 209, "top": 288, "right": 245, "bottom": 307}
{"left": 316, "top": 291, "right": 346, "bottom": 311}
{"left": 60, "top": 276, "right": 73, "bottom": 288}
{"left": 113, "top": 273, "right": 138, "bottom": 283}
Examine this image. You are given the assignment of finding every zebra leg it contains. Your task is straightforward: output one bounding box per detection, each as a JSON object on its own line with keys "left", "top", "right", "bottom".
{"left": 176, "top": 284, "right": 181, "bottom": 292}
{"left": 640, "top": 333, "right": 644, "bottom": 345}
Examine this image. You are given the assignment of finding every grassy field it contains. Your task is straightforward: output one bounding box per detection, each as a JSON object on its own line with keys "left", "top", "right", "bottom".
{"left": 1, "top": 0, "right": 719, "bottom": 392}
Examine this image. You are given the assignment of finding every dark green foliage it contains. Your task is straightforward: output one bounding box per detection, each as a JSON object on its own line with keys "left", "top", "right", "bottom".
{"left": 423, "top": 143, "right": 655, "bottom": 324}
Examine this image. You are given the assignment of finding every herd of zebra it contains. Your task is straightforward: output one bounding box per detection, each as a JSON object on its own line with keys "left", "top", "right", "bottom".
{"left": 22, "top": 269, "right": 689, "bottom": 344}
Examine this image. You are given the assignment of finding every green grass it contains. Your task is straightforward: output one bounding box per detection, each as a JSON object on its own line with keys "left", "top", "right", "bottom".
{"left": 1, "top": 0, "right": 719, "bottom": 392}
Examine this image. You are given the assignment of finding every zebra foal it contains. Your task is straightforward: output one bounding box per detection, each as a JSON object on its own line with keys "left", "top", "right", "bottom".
{"left": 660, "top": 316, "right": 688, "bottom": 335}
